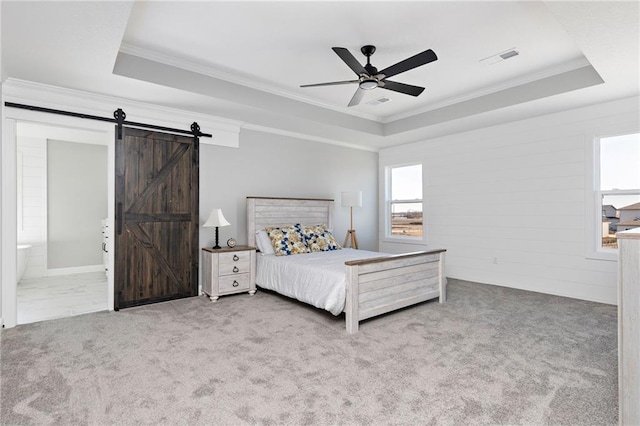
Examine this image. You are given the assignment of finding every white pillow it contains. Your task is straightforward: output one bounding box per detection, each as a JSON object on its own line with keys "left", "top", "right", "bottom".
{"left": 256, "top": 229, "right": 275, "bottom": 256}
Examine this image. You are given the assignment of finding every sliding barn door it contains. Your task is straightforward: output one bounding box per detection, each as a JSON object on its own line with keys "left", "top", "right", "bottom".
{"left": 115, "top": 127, "right": 199, "bottom": 309}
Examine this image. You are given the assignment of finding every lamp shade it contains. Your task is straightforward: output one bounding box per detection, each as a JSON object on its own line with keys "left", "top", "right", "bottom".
{"left": 203, "top": 208, "right": 231, "bottom": 228}
{"left": 341, "top": 191, "right": 362, "bottom": 208}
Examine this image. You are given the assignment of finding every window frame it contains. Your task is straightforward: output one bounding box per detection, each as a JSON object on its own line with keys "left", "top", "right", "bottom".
{"left": 384, "top": 163, "right": 425, "bottom": 244}
{"left": 587, "top": 130, "right": 640, "bottom": 261}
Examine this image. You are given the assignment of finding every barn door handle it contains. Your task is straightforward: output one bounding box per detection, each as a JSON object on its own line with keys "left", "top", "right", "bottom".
{"left": 232, "top": 280, "right": 239, "bottom": 287}
{"left": 116, "top": 203, "right": 123, "bottom": 235}
{"left": 233, "top": 255, "right": 239, "bottom": 261}
{"left": 233, "top": 266, "right": 239, "bottom": 273}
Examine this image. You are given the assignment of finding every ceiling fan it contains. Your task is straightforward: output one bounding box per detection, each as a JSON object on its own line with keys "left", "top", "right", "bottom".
{"left": 301, "top": 45, "right": 438, "bottom": 107}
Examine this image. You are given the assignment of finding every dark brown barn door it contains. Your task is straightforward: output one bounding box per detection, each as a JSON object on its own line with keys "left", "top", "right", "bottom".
{"left": 115, "top": 127, "right": 199, "bottom": 309}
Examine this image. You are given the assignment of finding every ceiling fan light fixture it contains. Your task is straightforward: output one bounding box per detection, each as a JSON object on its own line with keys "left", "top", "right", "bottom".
{"left": 359, "top": 78, "right": 378, "bottom": 90}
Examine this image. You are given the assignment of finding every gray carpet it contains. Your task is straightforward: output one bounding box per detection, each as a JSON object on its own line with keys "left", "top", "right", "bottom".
{"left": 0, "top": 279, "right": 617, "bottom": 425}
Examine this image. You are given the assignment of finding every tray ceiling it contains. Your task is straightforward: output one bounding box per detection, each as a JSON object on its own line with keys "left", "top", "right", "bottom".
{"left": 2, "top": 1, "right": 638, "bottom": 149}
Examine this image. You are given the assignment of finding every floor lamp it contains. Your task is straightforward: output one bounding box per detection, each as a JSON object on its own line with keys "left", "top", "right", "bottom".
{"left": 342, "top": 191, "right": 362, "bottom": 249}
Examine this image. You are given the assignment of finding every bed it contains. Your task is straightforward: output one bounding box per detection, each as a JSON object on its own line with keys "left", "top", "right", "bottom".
{"left": 247, "top": 196, "right": 446, "bottom": 333}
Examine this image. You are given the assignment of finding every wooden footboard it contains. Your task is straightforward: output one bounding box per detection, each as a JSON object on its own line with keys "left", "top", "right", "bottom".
{"left": 344, "top": 249, "right": 446, "bottom": 334}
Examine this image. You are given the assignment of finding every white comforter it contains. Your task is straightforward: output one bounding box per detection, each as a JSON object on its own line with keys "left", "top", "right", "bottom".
{"left": 256, "top": 248, "right": 386, "bottom": 315}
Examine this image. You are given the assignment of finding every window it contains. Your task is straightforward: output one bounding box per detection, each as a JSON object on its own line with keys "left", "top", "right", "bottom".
{"left": 386, "top": 164, "right": 423, "bottom": 239}
{"left": 595, "top": 132, "right": 640, "bottom": 253}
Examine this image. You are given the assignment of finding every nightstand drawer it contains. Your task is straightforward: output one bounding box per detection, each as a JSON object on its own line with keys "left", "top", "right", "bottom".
{"left": 218, "top": 274, "right": 250, "bottom": 294}
{"left": 219, "top": 251, "right": 250, "bottom": 275}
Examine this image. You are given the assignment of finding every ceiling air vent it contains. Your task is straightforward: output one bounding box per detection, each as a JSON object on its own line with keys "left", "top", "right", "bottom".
{"left": 366, "top": 97, "right": 392, "bottom": 106}
{"left": 480, "top": 48, "right": 519, "bottom": 65}
{"left": 499, "top": 50, "right": 519, "bottom": 60}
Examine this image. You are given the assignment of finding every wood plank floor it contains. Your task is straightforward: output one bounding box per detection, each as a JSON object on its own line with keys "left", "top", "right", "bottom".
{"left": 17, "top": 272, "right": 108, "bottom": 324}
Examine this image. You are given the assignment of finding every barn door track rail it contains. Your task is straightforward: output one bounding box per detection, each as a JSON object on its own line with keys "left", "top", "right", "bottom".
{"left": 4, "top": 102, "right": 212, "bottom": 139}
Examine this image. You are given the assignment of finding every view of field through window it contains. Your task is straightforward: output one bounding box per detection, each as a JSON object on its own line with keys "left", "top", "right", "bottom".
{"left": 600, "top": 133, "right": 640, "bottom": 249}
{"left": 390, "top": 164, "right": 423, "bottom": 237}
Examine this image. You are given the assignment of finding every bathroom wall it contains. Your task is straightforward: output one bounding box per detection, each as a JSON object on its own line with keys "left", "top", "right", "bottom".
{"left": 47, "top": 140, "right": 107, "bottom": 269}
{"left": 16, "top": 135, "right": 47, "bottom": 278}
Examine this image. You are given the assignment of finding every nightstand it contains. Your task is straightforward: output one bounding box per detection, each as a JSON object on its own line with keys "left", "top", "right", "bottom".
{"left": 202, "top": 246, "right": 256, "bottom": 301}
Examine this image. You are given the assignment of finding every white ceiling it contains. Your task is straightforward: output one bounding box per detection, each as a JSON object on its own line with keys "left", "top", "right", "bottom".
{"left": 2, "top": 1, "right": 639, "bottom": 150}
{"left": 121, "top": 1, "right": 589, "bottom": 121}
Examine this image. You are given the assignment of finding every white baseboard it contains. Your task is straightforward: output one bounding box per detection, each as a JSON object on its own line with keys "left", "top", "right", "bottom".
{"left": 47, "top": 265, "right": 104, "bottom": 276}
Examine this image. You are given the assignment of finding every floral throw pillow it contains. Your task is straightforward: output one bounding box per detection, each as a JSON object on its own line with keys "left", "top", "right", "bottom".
{"left": 266, "top": 224, "right": 310, "bottom": 256}
{"left": 302, "top": 224, "right": 341, "bottom": 252}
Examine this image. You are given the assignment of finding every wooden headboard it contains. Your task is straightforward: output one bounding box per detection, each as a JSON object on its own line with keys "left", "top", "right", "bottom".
{"left": 246, "top": 197, "right": 334, "bottom": 247}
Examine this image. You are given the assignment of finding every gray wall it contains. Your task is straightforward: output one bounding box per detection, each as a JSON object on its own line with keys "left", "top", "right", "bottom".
{"left": 199, "top": 129, "right": 378, "bottom": 256}
{"left": 47, "top": 140, "right": 107, "bottom": 268}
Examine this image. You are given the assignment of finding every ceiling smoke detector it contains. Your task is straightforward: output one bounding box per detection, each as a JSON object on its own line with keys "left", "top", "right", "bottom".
{"left": 480, "top": 48, "right": 519, "bottom": 65}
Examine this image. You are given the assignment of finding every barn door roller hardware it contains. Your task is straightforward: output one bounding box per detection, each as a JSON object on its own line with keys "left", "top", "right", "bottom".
{"left": 4, "top": 102, "right": 212, "bottom": 139}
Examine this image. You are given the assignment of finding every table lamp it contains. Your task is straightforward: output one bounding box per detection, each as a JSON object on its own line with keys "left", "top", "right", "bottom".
{"left": 204, "top": 208, "right": 230, "bottom": 249}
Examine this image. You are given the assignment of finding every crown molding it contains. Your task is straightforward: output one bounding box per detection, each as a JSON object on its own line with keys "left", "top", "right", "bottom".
{"left": 241, "top": 122, "right": 379, "bottom": 153}
{"left": 2, "top": 79, "right": 242, "bottom": 147}
{"left": 383, "top": 57, "right": 593, "bottom": 123}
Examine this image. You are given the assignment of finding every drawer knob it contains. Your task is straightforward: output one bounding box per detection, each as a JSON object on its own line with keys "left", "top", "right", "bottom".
{"left": 233, "top": 266, "right": 239, "bottom": 273}
{"left": 232, "top": 280, "right": 239, "bottom": 287}
{"left": 233, "top": 255, "right": 239, "bottom": 261}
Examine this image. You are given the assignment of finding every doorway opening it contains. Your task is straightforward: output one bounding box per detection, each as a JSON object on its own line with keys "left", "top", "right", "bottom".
{"left": 16, "top": 122, "right": 109, "bottom": 324}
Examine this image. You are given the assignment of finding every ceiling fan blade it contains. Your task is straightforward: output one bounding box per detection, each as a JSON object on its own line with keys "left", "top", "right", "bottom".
{"left": 300, "top": 80, "right": 358, "bottom": 88}
{"left": 332, "top": 47, "right": 367, "bottom": 76}
{"left": 379, "top": 80, "right": 425, "bottom": 97}
{"left": 378, "top": 49, "right": 437, "bottom": 79}
{"left": 347, "top": 88, "right": 365, "bottom": 107}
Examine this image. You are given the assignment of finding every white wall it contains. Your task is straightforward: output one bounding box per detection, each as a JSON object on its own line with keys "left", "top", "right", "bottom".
{"left": 380, "top": 96, "right": 640, "bottom": 305}
{"left": 16, "top": 136, "right": 46, "bottom": 278}
{"left": 0, "top": 3, "right": 3, "bottom": 322}
{"left": 198, "top": 129, "right": 379, "bottom": 264}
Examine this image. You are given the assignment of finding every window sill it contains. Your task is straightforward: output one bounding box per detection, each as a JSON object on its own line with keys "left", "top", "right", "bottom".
{"left": 381, "top": 237, "right": 426, "bottom": 246}
{"left": 585, "top": 250, "right": 618, "bottom": 262}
